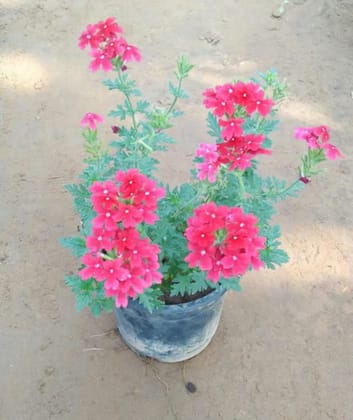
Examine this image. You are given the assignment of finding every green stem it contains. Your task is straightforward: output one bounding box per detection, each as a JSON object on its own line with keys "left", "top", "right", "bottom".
{"left": 280, "top": 179, "right": 301, "bottom": 196}
{"left": 235, "top": 171, "right": 246, "bottom": 198}
{"left": 166, "top": 76, "right": 183, "bottom": 115}
{"left": 117, "top": 69, "right": 138, "bottom": 131}
{"left": 99, "top": 252, "right": 114, "bottom": 261}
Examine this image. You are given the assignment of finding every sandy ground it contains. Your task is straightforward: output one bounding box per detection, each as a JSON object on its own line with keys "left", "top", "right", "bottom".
{"left": 1, "top": 0, "right": 353, "bottom": 419}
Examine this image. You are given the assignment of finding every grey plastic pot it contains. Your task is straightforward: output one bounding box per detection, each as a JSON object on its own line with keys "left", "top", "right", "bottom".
{"left": 114, "top": 288, "right": 226, "bottom": 363}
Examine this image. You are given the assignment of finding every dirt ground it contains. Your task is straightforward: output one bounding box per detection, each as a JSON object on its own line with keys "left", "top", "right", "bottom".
{"left": 1, "top": 0, "right": 353, "bottom": 419}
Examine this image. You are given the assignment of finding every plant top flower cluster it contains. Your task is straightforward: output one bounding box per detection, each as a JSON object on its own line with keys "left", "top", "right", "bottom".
{"left": 62, "top": 17, "right": 343, "bottom": 314}
{"left": 79, "top": 17, "right": 141, "bottom": 71}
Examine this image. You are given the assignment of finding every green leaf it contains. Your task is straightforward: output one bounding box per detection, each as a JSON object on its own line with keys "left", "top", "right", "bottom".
{"left": 136, "top": 100, "right": 150, "bottom": 114}
{"left": 170, "top": 275, "right": 190, "bottom": 296}
{"left": 261, "top": 247, "right": 289, "bottom": 269}
{"left": 109, "top": 104, "right": 127, "bottom": 120}
{"left": 76, "top": 293, "right": 92, "bottom": 312}
{"left": 207, "top": 112, "right": 222, "bottom": 140}
{"left": 217, "top": 277, "right": 241, "bottom": 291}
{"left": 189, "top": 271, "right": 213, "bottom": 294}
{"left": 176, "top": 56, "right": 194, "bottom": 79}
{"left": 260, "top": 225, "right": 289, "bottom": 269}
{"left": 60, "top": 236, "right": 87, "bottom": 257}
{"left": 137, "top": 287, "right": 164, "bottom": 312}
{"left": 89, "top": 301, "right": 103, "bottom": 317}
{"left": 64, "top": 274, "right": 82, "bottom": 292}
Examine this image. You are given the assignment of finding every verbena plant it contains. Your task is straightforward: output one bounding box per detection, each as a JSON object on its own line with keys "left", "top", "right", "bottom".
{"left": 61, "top": 17, "right": 343, "bottom": 315}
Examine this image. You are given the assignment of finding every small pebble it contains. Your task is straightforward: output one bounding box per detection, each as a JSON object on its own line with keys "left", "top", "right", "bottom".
{"left": 186, "top": 382, "right": 197, "bottom": 393}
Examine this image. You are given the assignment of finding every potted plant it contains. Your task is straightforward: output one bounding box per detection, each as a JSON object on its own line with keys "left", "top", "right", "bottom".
{"left": 61, "top": 17, "right": 343, "bottom": 362}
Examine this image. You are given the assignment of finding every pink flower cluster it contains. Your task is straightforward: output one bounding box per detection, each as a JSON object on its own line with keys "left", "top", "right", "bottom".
{"left": 203, "top": 82, "right": 273, "bottom": 118}
{"left": 79, "top": 169, "right": 165, "bottom": 307}
{"left": 78, "top": 17, "right": 141, "bottom": 72}
{"left": 196, "top": 82, "right": 274, "bottom": 182}
{"left": 80, "top": 112, "right": 104, "bottom": 131}
{"left": 184, "top": 203, "right": 266, "bottom": 282}
{"left": 294, "top": 125, "right": 343, "bottom": 160}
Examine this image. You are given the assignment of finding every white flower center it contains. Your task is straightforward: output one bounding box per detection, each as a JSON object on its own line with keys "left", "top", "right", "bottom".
{"left": 240, "top": 222, "right": 245, "bottom": 227}
{"left": 98, "top": 236, "right": 102, "bottom": 241}
{"left": 106, "top": 212, "right": 111, "bottom": 217}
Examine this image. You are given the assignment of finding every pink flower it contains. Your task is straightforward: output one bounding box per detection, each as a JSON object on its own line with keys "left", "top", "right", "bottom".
{"left": 80, "top": 112, "right": 104, "bottom": 130}
{"left": 217, "top": 134, "right": 270, "bottom": 171}
{"left": 218, "top": 118, "right": 244, "bottom": 140}
{"left": 96, "top": 17, "right": 123, "bottom": 41}
{"left": 78, "top": 24, "right": 100, "bottom": 50}
{"left": 184, "top": 203, "right": 265, "bottom": 282}
{"left": 195, "top": 143, "right": 220, "bottom": 183}
{"left": 115, "top": 40, "right": 142, "bottom": 63}
{"left": 233, "top": 82, "right": 259, "bottom": 108}
{"left": 92, "top": 211, "right": 119, "bottom": 231}
{"left": 294, "top": 126, "right": 320, "bottom": 149}
{"left": 323, "top": 143, "right": 344, "bottom": 160}
{"left": 312, "top": 125, "right": 330, "bottom": 142}
{"left": 115, "top": 228, "right": 141, "bottom": 251}
{"left": 86, "top": 228, "right": 115, "bottom": 252}
{"left": 79, "top": 253, "right": 106, "bottom": 281}
{"left": 90, "top": 180, "right": 118, "bottom": 213}
{"left": 89, "top": 49, "right": 114, "bottom": 72}
{"left": 246, "top": 89, "right": 274, "bottom": 116}
{"left": 295, "top": 125, "right": 343, "bottom": 160}
{"left": 115, "top": 169, "right": 146, "bottom": 199}
{"left": 202, "top": 87, "right": 235, "bottom": 117}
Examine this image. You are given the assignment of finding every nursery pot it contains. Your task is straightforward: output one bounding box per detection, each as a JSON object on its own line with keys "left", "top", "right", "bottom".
{"left": 114, "top": 288, "right": 226, "bottom": 363}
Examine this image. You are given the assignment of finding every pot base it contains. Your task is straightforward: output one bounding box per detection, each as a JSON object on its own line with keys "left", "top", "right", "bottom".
{"left": 115, "top": 288, "right": 226, "bottom": 363}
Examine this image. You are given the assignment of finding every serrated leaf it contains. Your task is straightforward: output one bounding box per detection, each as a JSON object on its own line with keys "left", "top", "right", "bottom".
{"left": 168, "top": 81, "right": 178, "bottom": 97}
{"left": 189, "top": 271, "right": 211, "bottom": 294}
{"left": 60, "top": 236, "right": 87, "bottom": 257}
{"left": 261, "top": 247, "right": 289, "bottom": 269}
{"left": 207, "top": 112, "right": 222, "bottom": 140}
{"left": 75, "top": 293, "right": 92, "bottom": 312}
{"left": 136, "top": 100, "right": 150, "bottom": 114}
{"left": 64, "top": 274, "right": 82, "bottom": 292}
{"left": 89, "top": 301, "right": 103, "bottom": 317}
{"left": 109, "top": 105, "right": 127, "bottom": 120}
{"left": 217, "top": 277, "right": 241, "bottom": 291}
{"left": 137, "top": 287, "right": 164, "bottom": 313}
{"left": 170, "top": 275, "right": 190, "bottom": 296}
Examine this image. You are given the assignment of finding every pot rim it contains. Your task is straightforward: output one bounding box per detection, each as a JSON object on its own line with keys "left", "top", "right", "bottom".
{"left": 118, "top": 286, "right": 227, "bottom": 315}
